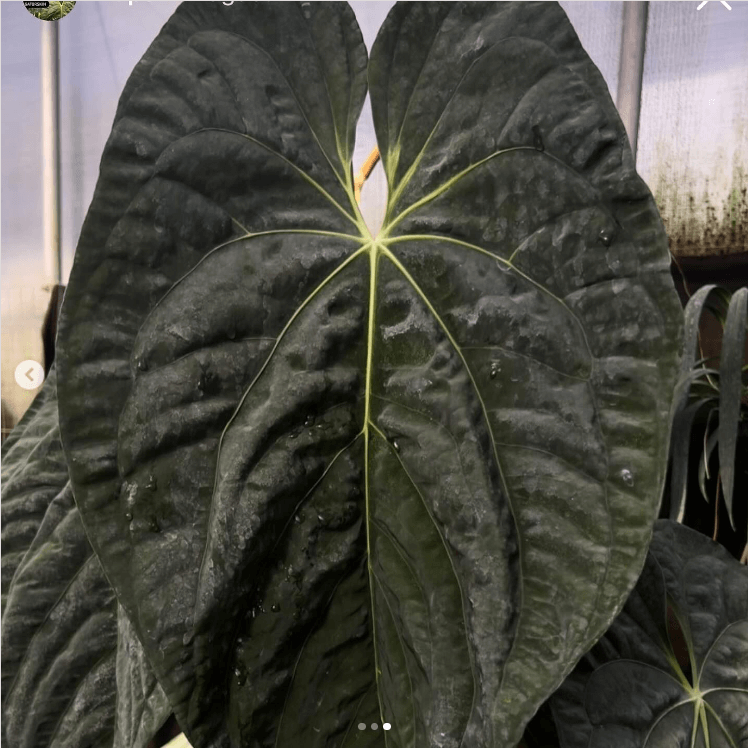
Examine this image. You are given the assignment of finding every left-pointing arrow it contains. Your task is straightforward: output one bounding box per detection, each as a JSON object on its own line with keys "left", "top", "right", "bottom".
{"left": 25, "top": 368, "right": 35, "bottom": 380}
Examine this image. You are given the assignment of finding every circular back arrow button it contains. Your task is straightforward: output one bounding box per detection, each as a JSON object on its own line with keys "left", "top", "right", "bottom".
{"left": 14, "top": 360, "right": 45, "bottom": 390}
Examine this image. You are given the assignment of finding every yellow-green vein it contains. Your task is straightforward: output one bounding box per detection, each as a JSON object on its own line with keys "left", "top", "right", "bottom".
{"left": 378, "top": 246, "right": 521, "bottom": 698}
{"left": 380, "top": 146, "right": 536, "bottom": 235}
{"left": 193, "top": 127, "right": 361, "bottom": 229}
{"left": 703, "top": 699, "right": 738, "bottom": 748}
{"left": 370, "top": 517, "right": 435, "bottom": 686}
{"left": 371, "top": 571, "right": 416, "bottom": 748}
{"left": 136, "top": 229, "right": 363, "bottom": 342}
{"left": 367, "top": 420, "right": 477, "bottom": 748}
{"left": 363, "top": 242, "right": 386, "bottom": 733}
{"left": 274, "top": 572, "right": 349, "bottom": 748}
{"left": 192, "top": 244, "right": 369, "bottom": 622}
{"left": 383, "top": 233, "right": 616, "bottom": 660}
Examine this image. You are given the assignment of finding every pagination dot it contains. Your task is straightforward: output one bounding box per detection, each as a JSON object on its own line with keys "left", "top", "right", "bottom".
{"left": 356, "top": 722, "right": 393, "bottom": 730}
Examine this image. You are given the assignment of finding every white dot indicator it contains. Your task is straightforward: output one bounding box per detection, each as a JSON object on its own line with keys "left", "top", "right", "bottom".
{"left": 357, "top": 723, "right": 366, "bottom": 731}
{"left": 383, "top": 723, "right": 392, "bottom": 730}
{"left": 371, "top": 723, "right": 378, "bottom": 730}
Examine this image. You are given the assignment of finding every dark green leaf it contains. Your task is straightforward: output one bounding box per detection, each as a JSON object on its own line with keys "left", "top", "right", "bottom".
{"left": 551, "top": 520, "right": 748, "bottom": 748}
{"left": 1, "top": 377, "right": 171, "bottom": 748}
{"left": 699, "top": 421, "right": 720, "bottom": 504}
{"left": 369, "top": 3, "right": 682, "bottom": 743}
{"left": 1, "top": 482, "right": 118, "bottom": 748}
{"left": 718, "top": 287, "right": 747, "bottom": 530}
{"left": 1, "top": 366, "right": 56, "bottom": 473}
{"left": 114, "top": 605, "right": 173, "bottom": 748}
{"left": 1, "top": 368, "right": 66, "bottom": 612}
{"left": 669, "top": 398, "right": 712, "bottom": 523}
{"left": 55, "top": 3, "right": 683, "bottom": 746}
{"left": 675, "top": 285, "right": 721, "bottom": 412}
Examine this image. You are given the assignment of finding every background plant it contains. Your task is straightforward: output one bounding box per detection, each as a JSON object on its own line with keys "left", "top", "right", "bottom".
{"left": 667, "top": 284, "right": 748, "bottom": 561}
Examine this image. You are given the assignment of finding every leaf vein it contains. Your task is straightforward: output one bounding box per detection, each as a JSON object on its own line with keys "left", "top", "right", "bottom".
{"left": 368, "top": 422, "right": 477, "bottom": 747}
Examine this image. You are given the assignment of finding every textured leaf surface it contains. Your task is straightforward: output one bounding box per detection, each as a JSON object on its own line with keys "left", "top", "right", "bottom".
{"left": 551, "top": 520, "right": 748, "bottom": 748}
{"left": 1, "top": 368, "right": 65, "bottom": 612}
{"left": 718, "top": 287, "right": 747, "bottom": 529}
{"left": 114, "top": 605, "right": 173, "bottom": 748}
{"left": 1, "top": 380, "right": 171, "bottom": 748}
{"left": 1, "top": 481, "right": 118, "bottom": 748}
{"left": 55, "top": 3, "right": 683, "bottom": 747}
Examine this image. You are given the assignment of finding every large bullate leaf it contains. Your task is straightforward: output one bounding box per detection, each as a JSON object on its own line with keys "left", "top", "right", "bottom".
{"left": 1, "top": 374, "right": 171, "bottom": 748}
{"left": 2, "top": 482, "right": 118, "bottom": 748}
{"left": 1, "top": 368, "right": 66, "bottom": 610}
{"left": 55, "top": 2, "right": 684, "bottom": 746}
{"left": 550, "top": 520, "right": 748, "bottom": 747}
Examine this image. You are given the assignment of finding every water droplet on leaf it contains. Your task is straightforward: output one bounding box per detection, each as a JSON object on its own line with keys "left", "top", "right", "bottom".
{"left": 392, "top": 440, "right": 400, "bottom": 453}
{"left": 271, "top": 604, "right": 280, "bottom": 612}
{"left": 598, "top": 229, "right": 612, "bottom": 247}
{"left": 490, "top": 362, "right": 500, "bottom": 379}
{"left": 124, "top": 511, "right": 133, "bottom": 521}
{"left": 621, "top": 468, "right": 634, "bottom": 486}
{"left": 137, "top": 359, "right": 148, "bottom": 372}
{"left": 146, "top": 475, "right": 157, "bottom": 491}
{"left": 234, "top": 668, "right": 246, "bottom": 686}
{"left": 304, "top": 414, "right": 315, "bottom": 427}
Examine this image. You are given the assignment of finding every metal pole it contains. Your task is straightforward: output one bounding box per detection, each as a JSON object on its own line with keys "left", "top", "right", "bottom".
{"left": 41, "top": 20, "right": 61, "bottom": 286}
{"left": 616, "top": 1, "right": 649, "bottom": 163}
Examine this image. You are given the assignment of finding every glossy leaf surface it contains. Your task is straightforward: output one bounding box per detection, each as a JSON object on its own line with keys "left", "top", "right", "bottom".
{"left": 1, "top": 368, "right": 66, "bottom": 610}
{"left": 718, "top": 287, "right": 747, "bottom": 529}
{"left": 551, "top": 520, "right": 748, "bottom": 748}
{"left": 1, "top": 377, "right": 171, "bottom": 748}
{"left": 2, "top": 483, "right": 118, "bottom": 748}
{"left": 114, "top": 606, "right": 173, "bottom": 748}
{"left": 55, "top": 3, "right": 683, "bottom": 746}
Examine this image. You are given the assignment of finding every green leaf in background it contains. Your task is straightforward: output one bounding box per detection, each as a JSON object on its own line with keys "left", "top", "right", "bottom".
{"left": 1, "top": 368, "right": 66, "bottom": 612}
{"left": 55, "top": 2, "right": 683, "bottom": 746}
{"left": 1, "top": 377, "right": 171, "bottom": 748}
{"left": 668, "top": 284, "right": 747, "bottom": 544}
{"left": 673, "top": 284, "right": 720, "bottom": 413}
{"left": 2, "top": 482, "right": 118, "bottom": 748}
{"left": 668, "top": 398, "right": 713, "bottom": 523}
{"left": 718, "top": 287, "right": 747, "bottom": 531}
{"left": 550, "top": 520, "right": 748, "bottom": 748}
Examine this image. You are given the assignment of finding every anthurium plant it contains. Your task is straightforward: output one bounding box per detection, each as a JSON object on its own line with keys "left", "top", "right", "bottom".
{"left": 551, "top": 520, "right": 748, "bottom": 747}
{"left": 2, "top": 3, "right": 698, "bottom": 747}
